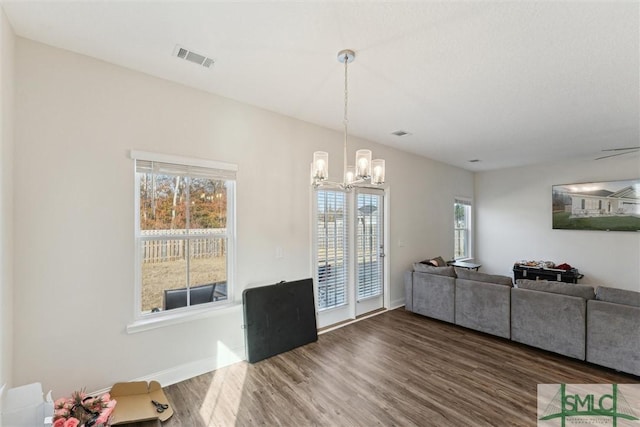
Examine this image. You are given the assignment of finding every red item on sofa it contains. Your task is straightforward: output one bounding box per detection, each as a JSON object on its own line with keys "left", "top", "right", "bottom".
{"left": 556, "top": 263, "right": 572, "bottom": 271}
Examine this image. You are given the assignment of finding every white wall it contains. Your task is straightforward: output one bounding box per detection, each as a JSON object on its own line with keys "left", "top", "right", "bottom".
{"left": 0, "top": 5, "right": 15, "bottom": 393}
{"left": 13, "top": 38, "right": 473, "bottom": 394}
{"left": 476, "top": 157, "right": 640, "bottom": 291}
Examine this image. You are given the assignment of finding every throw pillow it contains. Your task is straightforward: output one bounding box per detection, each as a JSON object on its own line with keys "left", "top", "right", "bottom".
{"left": 420, "top": 256, "right": 447, "bottom": 267}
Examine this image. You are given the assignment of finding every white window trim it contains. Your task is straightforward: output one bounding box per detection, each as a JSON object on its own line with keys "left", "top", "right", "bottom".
{"left": 454, "top": 197, "right": 473, "bottom": 261}
{"left": 128, "top": 150, "right": 237, "bottom": 332}
{"left": 126, "top": 301, "right": 241, "bottom": 334}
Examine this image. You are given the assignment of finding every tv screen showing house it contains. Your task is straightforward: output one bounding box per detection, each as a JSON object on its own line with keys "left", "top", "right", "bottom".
{"left": 552, "top": 178, "right": 640, "bottom": 231}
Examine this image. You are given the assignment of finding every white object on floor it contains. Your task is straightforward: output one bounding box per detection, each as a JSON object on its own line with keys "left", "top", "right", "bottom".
{"left": 1, "top": 382, "right": 53, "bottom": 427}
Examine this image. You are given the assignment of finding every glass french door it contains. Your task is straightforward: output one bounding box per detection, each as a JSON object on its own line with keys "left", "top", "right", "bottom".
{"left": 355, "top": 188, "right": 384, "bottom": 316}
{"left": 314, "top": 189, "right": 351, "bottom": 328}
{"left": 314, "top": 188, "right": 385, "bottom": 328}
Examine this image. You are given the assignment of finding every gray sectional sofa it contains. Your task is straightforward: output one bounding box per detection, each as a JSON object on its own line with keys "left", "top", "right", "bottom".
{"left": 586, "top": 286, "right": 640, "bottom": 376}
{"left": 404, "top": 263, "right": 640, "bottom": 376}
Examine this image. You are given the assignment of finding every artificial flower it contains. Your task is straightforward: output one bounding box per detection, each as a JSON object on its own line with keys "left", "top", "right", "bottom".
{"left": 51, "top": 389, "right": 116, "bottom": 427}
{"left": 63, "top": 418, "right": 80, "bottom": 427}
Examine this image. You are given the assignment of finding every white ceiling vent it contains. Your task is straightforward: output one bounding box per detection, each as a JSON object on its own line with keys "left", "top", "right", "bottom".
{"left": 173, "top": 45, "right": 215, "bottom": 69}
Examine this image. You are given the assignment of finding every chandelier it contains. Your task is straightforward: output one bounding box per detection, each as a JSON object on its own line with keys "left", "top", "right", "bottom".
{"left": 311, "top": 49, "right": 385, "bottom": 189}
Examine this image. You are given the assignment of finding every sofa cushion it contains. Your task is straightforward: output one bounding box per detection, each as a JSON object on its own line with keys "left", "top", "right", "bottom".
{"left": 420, "top": 256, "right": 447, "bottom": 267}
{"left": 511, "top": 287, "right": 587, "bottom": 360}
{"left": 515, "top": 279, "right": 595, "bottom": 300}
{"left": 595, "top": 286, "right": 640, "bottom": 307}
{"left": 413, "top": 263, "right": 456, "bottom": 277}
{"left": 454, "top": 268, "right": 513, "bottom": 287}
{"left": 587, "top": 300, "right": 640, "bottom": 376}
{"left": 455, "top": 278, "right": 511, "bottom": 338}
{"left": 412, "top": 272, "right": 455, "bottom": 323}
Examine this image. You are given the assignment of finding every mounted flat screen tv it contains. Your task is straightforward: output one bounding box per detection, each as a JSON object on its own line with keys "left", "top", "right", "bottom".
{"left": 552, "top": 178, "right": 640, "bottom": 231}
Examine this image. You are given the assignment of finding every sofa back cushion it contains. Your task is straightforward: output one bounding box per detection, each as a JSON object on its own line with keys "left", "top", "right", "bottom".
{"left": 413, "top": 263, "right": 456, "bottom": 277}
{"left": 595, "top": 286, "right": 640, "bottom": 307}
{"left": 454, "top": 268, "right": 513, "bottom": 287}
{"left": 516, "top": 279, "right": 595, "bottom": 300}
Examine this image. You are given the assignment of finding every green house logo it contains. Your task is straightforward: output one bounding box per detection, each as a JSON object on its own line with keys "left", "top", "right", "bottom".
{"left": 539, "top": 384, "right": 639, "bottom": 426}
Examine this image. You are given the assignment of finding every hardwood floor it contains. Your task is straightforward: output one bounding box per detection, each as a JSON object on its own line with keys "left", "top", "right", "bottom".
{"left": 138, "top": 308, "right": 636, "bottom": 426}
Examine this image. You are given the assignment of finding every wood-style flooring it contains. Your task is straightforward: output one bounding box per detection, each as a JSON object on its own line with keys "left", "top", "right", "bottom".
{"left": 126, "top": 308, "right": 637, "bottom": 427}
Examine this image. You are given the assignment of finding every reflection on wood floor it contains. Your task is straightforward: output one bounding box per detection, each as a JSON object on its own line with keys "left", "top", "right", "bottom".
{"left": 126, "top": 308, "right": 637, "bottom": 427}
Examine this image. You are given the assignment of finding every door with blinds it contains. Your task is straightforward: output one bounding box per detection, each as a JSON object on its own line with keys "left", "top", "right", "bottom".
{"left": 354, "top": 188, "right": 384, "bottom": 316}
{"left": 314, "top": 189, "right": 351, "bottom": 327}
{"left": 314, "top": 188, "right": 385, "bottom": 328}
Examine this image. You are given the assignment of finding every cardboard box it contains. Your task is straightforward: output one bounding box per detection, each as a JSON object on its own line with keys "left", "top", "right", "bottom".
{"left": 1, "top": 382, "right": 54, "bottom": 427}
{"left": 109, "top": 381, "right": 173, "bottom": 425}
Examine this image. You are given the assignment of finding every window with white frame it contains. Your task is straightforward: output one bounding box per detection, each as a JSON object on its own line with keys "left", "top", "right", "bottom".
{"left": 132, "top": 151, "right": 236, "bottom": 316}
{"left": 454, "top": 198, "right": 472, "bottom": 260}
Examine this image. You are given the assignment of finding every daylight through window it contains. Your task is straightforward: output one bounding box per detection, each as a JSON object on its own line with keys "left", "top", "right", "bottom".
{"left": 454, "top": 198, "right": 472, "bottom": 260}
{"left": 134, "top": 154, "right": 236, "bottom": 315}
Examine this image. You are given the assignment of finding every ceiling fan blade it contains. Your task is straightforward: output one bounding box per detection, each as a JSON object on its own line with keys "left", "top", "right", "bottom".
{"left": 595, "top": 151, "right": 638, "bottom": 160}
{"left": 601, "top": 146, "right": 640, "bottom": 152}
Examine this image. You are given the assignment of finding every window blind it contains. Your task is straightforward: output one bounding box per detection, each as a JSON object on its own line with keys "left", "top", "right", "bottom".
{"left": 316, "top": 190, "right": 348, "bottom": 310}
{"left": 455, "top": 198, "right": 472, "bottom": 206}
{"left": 356, "top": 192, "right": 383, "bottom": 300}
{"left": 135, "top": 160, "right": 236, "bottom": 181}
{"left": 131, "top": 150, "right": 237, "bottom": 181}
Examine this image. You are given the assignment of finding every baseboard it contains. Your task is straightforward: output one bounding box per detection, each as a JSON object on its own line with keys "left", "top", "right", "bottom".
{"left": 90, "top": 345, "right": 245, "bottom": 395}
{"left": 137, "top": 345, "right": 245, "bottom": 387}
{"left": 0, "top": 382, "right": 5, "bottom": 417}
{"left": 390, "top": 298, "right": 405, "bottom": 310}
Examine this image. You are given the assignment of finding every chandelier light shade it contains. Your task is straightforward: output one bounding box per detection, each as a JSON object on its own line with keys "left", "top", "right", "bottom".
{"left": 345, "top": 165, "right": 356, "bottom": 186}
{"left": 312, "top": 151, "right": 329, "bottom": 181}
{"left": 372, "top": 159, "right": 385, "bottom": 185}
{"left": 311, "top": 49, "right": 386, "bottom": 189}
{"left": 355, "top": 149, "right": 372, "bottom": 179}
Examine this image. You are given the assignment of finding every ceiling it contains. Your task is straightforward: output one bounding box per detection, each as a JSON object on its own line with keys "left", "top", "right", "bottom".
{"left": 2, "top": 1, "right": 639, "bottom": 171}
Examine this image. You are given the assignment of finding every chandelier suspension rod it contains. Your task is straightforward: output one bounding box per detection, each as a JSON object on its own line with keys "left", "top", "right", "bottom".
{"left": 343, "top": 51, "right": 349, "bottom": 184}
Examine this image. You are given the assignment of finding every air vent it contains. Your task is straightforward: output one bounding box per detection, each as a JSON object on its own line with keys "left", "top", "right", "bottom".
{"left": 173, "top": 45, "right": 215, "bottom": 69}
{"left": 391, "top": 130, "right": 411, "bottom": 137}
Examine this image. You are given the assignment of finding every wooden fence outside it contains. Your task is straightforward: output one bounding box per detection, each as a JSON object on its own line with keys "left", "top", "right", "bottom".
{"left": 141, "top": 229, "right": 226, "bottom": 263}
